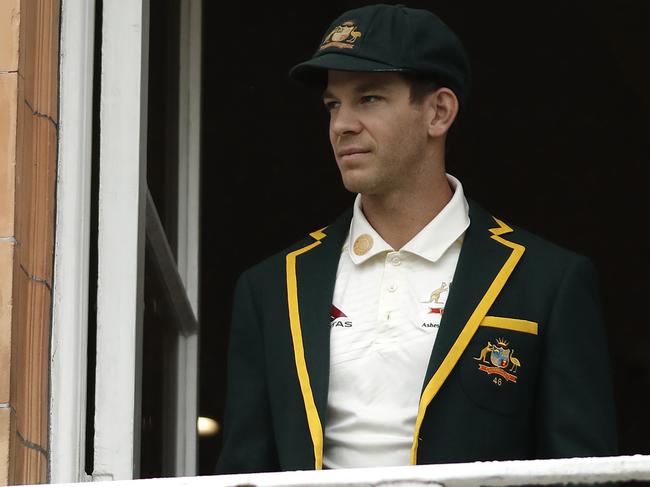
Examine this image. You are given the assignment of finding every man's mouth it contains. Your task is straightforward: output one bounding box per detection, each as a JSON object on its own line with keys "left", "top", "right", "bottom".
{"left": 337, "top": 148, "right": 370, "bottom": 158}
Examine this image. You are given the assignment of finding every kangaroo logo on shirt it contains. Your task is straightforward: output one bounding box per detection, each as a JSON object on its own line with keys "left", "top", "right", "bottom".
{"left": 474, "top": 338, "right": 521, "bottom": 385}
{"left": 420, "top": 281, "right": 449, "bottom": 316}
{"left": 330, "top": 305, "right": 352, "bottom": 328}
{"left": 421, "top": 282, "right": 448, "bottom": 304}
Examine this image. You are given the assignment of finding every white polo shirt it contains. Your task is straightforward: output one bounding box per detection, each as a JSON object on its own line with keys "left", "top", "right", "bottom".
{"left": 323, "top": 174, "right": 470, "bottom": 469}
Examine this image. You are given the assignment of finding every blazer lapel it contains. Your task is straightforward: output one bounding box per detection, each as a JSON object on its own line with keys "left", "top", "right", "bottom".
{"left": 424, "top": 201, "right": 516, "bottom": 388}
{"left": 410, "top": 200, "right": 526, "bottom": 463}
{"left": 285, "top": 208, "right": 352, "bottom": 469}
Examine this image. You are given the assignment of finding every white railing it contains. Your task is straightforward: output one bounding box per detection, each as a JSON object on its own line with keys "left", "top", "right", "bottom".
{"left": 41, "top": 455, "right": 650, "bottom": 486}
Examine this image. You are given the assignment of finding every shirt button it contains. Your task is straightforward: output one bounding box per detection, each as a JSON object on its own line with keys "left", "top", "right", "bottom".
{"left": 390, "top": 256, "right": 401, "bottom": 266}
{"left": 388, "top": 283, "right": 397, "bottom": 292}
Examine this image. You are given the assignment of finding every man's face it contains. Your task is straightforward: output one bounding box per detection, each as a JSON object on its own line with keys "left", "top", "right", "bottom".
{"left": 322, "top": 70, "right": 431, "bottom": 197}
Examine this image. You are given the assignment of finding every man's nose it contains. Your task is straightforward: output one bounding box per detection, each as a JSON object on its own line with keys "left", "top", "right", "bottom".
{"left": 330, "top": 105, "right": 362, "bottom": 136}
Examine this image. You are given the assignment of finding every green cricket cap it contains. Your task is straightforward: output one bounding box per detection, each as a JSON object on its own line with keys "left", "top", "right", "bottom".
{"left": 289, "top": 3, "right": 471, "bottom": 107}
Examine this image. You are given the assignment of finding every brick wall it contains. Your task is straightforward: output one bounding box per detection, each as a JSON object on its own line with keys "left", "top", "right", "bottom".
{"left": 0, "top": 0, "right": 60, "bottom": 484}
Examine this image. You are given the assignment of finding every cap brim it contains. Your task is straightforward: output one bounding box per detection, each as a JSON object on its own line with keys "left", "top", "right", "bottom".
{"left": 289, "top": 52, "right": 407, "bottom": 86}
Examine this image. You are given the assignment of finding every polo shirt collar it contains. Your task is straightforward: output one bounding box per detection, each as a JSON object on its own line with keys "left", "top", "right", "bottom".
{"left": 347, "top": 197, "right": 394, "bottom": 264}
{"left": 347, "top": 173, "right": 470, "bottom": 265}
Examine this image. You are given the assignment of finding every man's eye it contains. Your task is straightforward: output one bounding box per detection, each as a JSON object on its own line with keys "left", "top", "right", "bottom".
{"left": 323, "top": 101, "right": 339, "bottom": 111}
{"left": 361, "top": 95, "right": 381, "bottom": 104}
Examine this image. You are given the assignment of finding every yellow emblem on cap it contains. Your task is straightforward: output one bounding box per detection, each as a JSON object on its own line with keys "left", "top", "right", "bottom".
{"left": 353, "top": 234, "right": 373, "bottom": 256}
{"left": 320, "top": 21, "right": 362, "bottom": 50}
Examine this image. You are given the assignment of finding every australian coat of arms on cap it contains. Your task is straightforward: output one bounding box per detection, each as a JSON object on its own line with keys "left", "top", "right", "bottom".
{"left": 320, "top": 21, "right": 362, "bottom": 50}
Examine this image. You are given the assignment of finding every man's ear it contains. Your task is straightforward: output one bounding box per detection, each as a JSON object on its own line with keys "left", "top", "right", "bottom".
{"left": 427, "top": 88, "right": 459, "bottom": 138}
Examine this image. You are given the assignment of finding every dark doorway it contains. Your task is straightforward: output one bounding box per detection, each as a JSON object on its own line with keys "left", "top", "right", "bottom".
{"left": 199, "top": 1, "right": 650, "bottom": 474}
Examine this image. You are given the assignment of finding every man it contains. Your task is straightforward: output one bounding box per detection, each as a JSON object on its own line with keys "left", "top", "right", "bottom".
{"left": 215, "top": 3, "right": 617, "bottom": 474}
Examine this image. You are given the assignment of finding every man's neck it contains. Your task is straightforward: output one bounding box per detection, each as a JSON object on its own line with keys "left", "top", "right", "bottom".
{"left": 360, "top": 176, "right": 454, "bottom": 251}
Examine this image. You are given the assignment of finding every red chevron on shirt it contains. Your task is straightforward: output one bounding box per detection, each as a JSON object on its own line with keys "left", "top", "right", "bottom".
{"left": 331, "top": 305, "right": 348, "bottom": 320}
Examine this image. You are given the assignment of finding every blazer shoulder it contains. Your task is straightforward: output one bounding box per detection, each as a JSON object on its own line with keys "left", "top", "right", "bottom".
{"left": 239, "top": 207, "right": 353, "bottom": 281}
{"left": 508, "top": 221, "right": 592, "bottom": 269}
{"left": 468, "top": 198, "right": 595, "bottom": 271}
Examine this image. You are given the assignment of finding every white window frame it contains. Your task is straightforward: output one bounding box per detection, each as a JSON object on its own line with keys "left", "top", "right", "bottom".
{"left": 50, "top": 0, "right": 96, "bottom": 482}
{"left": 175, "top": 0, "right": 203, "bottom": 476}
{"left": 52, "top": 0, "right": 202, "bottom": 481}
{"left": 92, "top": 0, "right": 150, "bottom": 480}
{"left": 52, "top": 0, "right": 151, "bottom": 482}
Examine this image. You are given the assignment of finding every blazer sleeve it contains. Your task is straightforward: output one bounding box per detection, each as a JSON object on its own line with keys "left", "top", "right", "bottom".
{"left": 214, "top": 271, "right": 280, "bottom": 474}
{"left": 535, "top": 255, "right": 618, "bottom": 457}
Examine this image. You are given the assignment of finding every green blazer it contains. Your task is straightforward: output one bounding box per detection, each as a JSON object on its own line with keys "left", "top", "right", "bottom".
{"left": 215, "top": 199, "right": 617, "bottom": 474}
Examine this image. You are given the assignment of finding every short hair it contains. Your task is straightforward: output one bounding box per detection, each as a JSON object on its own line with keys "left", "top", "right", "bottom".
{"left": 400, "top": 72, "right": 441, "bottom": 105}
{"left": 400, "top": 72, "right": 464, "bottom": 155}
